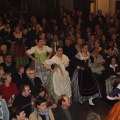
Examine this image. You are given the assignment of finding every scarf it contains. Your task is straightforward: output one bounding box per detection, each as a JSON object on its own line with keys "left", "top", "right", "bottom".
{"left": 34, "top": 107, "right": 50, "bottom": 120}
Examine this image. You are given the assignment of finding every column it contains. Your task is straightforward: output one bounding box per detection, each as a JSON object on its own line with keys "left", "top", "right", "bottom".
{"left": 110, "top": 0, "right": 116, "bottom": 15}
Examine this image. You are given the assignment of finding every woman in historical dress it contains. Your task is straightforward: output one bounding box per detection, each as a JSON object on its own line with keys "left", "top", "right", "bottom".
{"left": 26, "top": 38, "right": 52, "bottom": 84}
{"left": 44, "top": 46, "right": 71, "bottom": 102}
{"left": 71, "top": 43, "right": 101, "bottom": 106}
{"left": 9, "top": 26, "right": 28, "bottom": 66}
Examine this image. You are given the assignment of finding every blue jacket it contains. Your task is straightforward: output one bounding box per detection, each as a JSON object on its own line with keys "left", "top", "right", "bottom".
{"left": 0, "top": 99, "right": 9, "bottom": 120}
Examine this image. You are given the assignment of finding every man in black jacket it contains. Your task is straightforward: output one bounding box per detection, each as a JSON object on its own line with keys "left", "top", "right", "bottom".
{"left": 23, "top": 67, "right": 43, "bottom": 92}
{"left": 52, "top": 94, "right": 77, "bottom": 120}
{"left": 13, "top": 84, "right": 32, "bottom": 117}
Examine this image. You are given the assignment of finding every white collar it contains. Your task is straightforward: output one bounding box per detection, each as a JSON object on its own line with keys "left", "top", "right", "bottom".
{"left": 110, "top": 64, "right": 118, "bottom": 68}
{"left": 76, "top": 52, "right": 90, "bottom": 60}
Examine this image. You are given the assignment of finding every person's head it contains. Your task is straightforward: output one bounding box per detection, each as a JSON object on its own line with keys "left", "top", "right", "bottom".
{"left": 95, "top": 25, "right": 100, "bottom": 31}
{"left": 76, "top": 38, "right": 84, "bottom": 46}
{"left": 0, "top": 44, "right": 7, "bottom": 53}
{"left": 0, "top": 20, "right": 3, "bottom": 27}
{"left": 106, "top": 46, "right": 113, "bottom": 55}
{"left": 33, "top": 85, "right": 46, "bottom": 98}
{"left": 42, "top": 18, "right": 47, "bottom": 25}
{"left": 58, "top": 95, "right": 71, "bottom": 108}
{"left": 35, "top": 24, "right": 41, "bottom": 31}
{"left": 101, "top": 34, "right": 106, "bottom": 42}
{"left": 53, "top": 25, "right": 58, "bottom": 32}
{"left": 81, "top": 43, "right": 88, "bottom": 53}
{"left": 93, "top": 48, "right": 100, "bottom": 56}
{"left": 0, "top": 66, "right": 4, "bottom": 76}
{"left": 69, "top": 27, "right": 74, "bottom": 34}
{"left": 19, "top": 84, "right": 31, "bottom": 97}
{"left": 26, "top": 68, "right": 35, "bottom": 79}
{"left": 110, "top": 56, "right": 117, "bottom": 65}
{"left": 75, "top": 32, "right": 81, "bottom": 39}
{"left": 65, "top": 37, "right": 72, "bottom": 46}
{"left": 14, "top": 26, "right": 20, "bottom": 33}
{"left": 111, "top": 33, "right": 117, "bottom": 40}
{"left": 37, "top": 38, "right": 44, "bottom": 47}
{"left": 108, "top": 40, "right": 114, "bottom": 47}
{"left": 12, "top": 106, "right": 26, "bottom": 120}
{"left": 62, "top": 17, "right": 67, "bottom": 23}
{"left": 46, "top": 32, "right": 51, "bottom": 39}
{"left": 88, "top": 14, "right": 93, "bottom": 20}
{"left": 4, "top": 53, "right": 12, "bottom": 63}
{"left": 30, "top": 16, "right": 37, "bottom": 24}
{"left": 15, "top": 64, "right": 24, "bottom": 74}
{"left": 35, "top": 97, "right": 47, "bottom": 112}
{"left": 1, "top": 73, "right": 11, "bottom": 84}
{"left": 39, "top": 32, "right": 45, "bottom": 39}
{"left": 5, "top": 22, "right": 10, "bottom": 29}
{"left": 94, "top": 40, "right": 100, "bottom": 48}
{"left": 56, "top": 46, "right": 63, "bottom": 55}
{"left": 90, "top": 34, "right": 95, "bottom": 43}
{"left": 87, "top": 111, "right": 101, "bottom": 120}
{"left": 97, "top": 9, "right": 102, "bottom": 15}
{"left": 53, "top": 34, "right": 59, "bottom": 42}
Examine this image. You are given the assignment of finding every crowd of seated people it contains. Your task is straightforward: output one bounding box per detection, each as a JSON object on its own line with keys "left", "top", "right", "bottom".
{"left": 0, "top": 4, "right": 120, "bottom": 120}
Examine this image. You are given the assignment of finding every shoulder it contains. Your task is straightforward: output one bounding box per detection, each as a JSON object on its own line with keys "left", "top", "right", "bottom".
{"left": 35, "top": 77, "right": 42, "bottom": 81}
{"left": 0, "top": 83, "right": 5, "bottom": 89}
{"left": 1, "top": 99, "right": 6, "bottom": 104}
{"left": 52, "top": 106, "right": 62, "bottom": 113}
{"left": 62, "top": 54, "right": 69, "bottom": 60}
{"left": 11, "top": 83, "right": 17, "bottom": 87}
{"left": 29, "top": 111, "right": 35, "bottom": 118}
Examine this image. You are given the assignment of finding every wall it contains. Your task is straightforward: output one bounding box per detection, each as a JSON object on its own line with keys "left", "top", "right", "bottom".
{"left": 95, "top": 0, "right": 116, "bottom": 15}
{"left": 27, "top": 0, "right": 54, "bottom": 17}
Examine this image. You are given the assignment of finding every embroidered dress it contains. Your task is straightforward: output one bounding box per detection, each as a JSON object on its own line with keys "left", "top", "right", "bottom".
{"left": 10, "top": 32, "right": 28, "bottom": 66}
{"left": 44, "top": 54, "right": 71, "bottom": 101}
{"left": 27, "top": 45, "right": 52, "bottom": 84}
{"left": 71, "top": 52, "right": 101, "bottom": 103}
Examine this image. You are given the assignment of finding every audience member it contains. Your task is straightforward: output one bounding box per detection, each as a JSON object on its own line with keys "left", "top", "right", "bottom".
{"left": 0, "top": 91, "right": 9, "bottom": 120}
{"left": 13, "top": 85, "right": 32, "bottom": 117}
{"left": 12, "top": 64, "right": 26, "bottom": 89}
{"left": 0, "top": 53, "right": 16, "bottom": 73}
{"left": 32, "top": 85, "right": 56, "bottom": 108}
{"left": 23, "top": 68, "right": 43, "bottom": 92}
{"left": 12, "top": 106, "right": 29, "bottom": 120}
{"left": 87, "top": 111, "right": 101, "bottom": 120}
{"left": 29, "top": 97, "right": 55, "bottom": 120}
{"left": 52, "top": 94, "right": 77, "bottom": 120}
{"left": 0, "top": 73, "right": 19, "bottom": 107}
{"left": 0, "top": 66, "right": 4, "bottom": 85}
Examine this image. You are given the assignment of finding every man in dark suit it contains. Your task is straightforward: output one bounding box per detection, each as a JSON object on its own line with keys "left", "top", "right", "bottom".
{"left": 86, "top": 34, "right": 95, "bottom": 53}
{"left": 51, "top": 34, "right": 63, "bottom": 54}
{"left": 52, "top": 94, "right": 77, "bottom": 120}
{"left": 23, "top": 68, "right": 43, "bottom": 92}
{"left": 0, "top": 53, "right": 16, "bottom": 73}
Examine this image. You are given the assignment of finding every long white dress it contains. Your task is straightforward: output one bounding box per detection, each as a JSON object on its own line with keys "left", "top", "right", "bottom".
{"left": 44, "top": 54, "right": 71, "bottom": 101}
